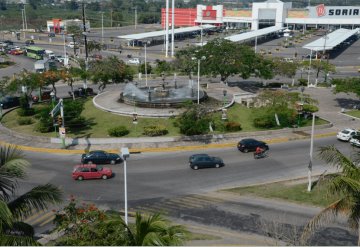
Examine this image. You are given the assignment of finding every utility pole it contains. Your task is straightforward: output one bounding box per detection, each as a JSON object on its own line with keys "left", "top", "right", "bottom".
{"left": 145, "top": 43, "right": 148, "bottom": 86}
{"left": 110, "top": 9, "right": 113, "bottom": 28}
{"left": 307, "top": 113, "right": 315, "bottom": 192}
{"left": 101, "top": 12, "right": 104, "bottom": 46}
{"left": 82, "top": 2, "right": 89, "bottom": 89}
{"left": 134, "top": 7, "right": 137, "bottom": 29}
{"left": 24, "top": 4, "right": 27, "bottom": 30}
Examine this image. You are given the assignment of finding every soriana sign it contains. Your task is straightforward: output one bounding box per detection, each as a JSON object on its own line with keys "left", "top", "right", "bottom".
{"left": 310, "top": 4, "right": 360, "bottom": 18}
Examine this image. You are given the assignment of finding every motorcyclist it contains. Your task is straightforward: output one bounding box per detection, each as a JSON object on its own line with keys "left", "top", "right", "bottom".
{"left": 255, "top": 146, "right": 264, "bottom": 155}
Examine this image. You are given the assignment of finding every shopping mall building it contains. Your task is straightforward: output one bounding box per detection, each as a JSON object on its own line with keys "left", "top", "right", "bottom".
{"left": 161, "top": 0, "right": 360, "bottom": 31}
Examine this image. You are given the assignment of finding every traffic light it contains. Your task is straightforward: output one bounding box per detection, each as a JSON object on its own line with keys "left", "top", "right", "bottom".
{"left": 57, "top": 116, "right": 62, "bottom": 126}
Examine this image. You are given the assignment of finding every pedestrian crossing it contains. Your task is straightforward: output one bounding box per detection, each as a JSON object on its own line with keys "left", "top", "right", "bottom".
{"left": 130, "top": 194, "right": 225, "bottom": 216}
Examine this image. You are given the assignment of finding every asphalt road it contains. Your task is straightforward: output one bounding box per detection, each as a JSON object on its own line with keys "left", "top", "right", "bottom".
{"left": 16, "top": 136, "right": 351, "bottom": 209}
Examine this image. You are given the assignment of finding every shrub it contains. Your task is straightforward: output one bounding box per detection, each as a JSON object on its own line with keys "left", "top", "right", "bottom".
{"left": 17, "top": 108, "right": 35, "bottom": 117}
{"left": 225, "top": 121, "right": 242, "bottom": 132}
{"left": 303, "top": 104, "right": 319, "bottom": 113}
{"left": 17, "top": 117, "right": 33, "bottom": 125}
{"left": 108, "top": 126, "right": 129, "bottom": 137}
{"left": 143, "top": 125, "right": 168, "bottom": 136}
{"left": 298, "top": 78, "right": 307, "bottom": 86}
{"left": 254, "top": 117, "right": 275, "bottom": 128}
{"left": 34, "top": 106, "right": 53, "bottom": 133}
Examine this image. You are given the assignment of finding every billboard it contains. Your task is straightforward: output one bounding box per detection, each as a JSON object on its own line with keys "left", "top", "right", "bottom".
{"left": 309, "top": 4, "right": 360, "bottom": 18}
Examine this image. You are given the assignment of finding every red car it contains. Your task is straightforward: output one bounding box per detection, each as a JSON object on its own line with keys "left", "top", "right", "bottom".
{"left": 8, "top": 49, "right": 23, "bottom": 55}
{"left": 72, "top": 164, "right": 112, "bottom": 181}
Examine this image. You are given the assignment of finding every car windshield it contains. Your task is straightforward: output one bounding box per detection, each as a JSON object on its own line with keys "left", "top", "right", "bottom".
{"left": 342, "top": 130, "right": 350, "bottom": 134}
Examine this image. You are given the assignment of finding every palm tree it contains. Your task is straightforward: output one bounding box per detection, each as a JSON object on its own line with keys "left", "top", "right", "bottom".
{"left": 0, "top": 145, "right": 63, "bottom": 245}
{"left": 122, "top": 212, "right": 188, "bottom": 246}
{"left": 301, "top": 145, "right": 360, "bottom": 245}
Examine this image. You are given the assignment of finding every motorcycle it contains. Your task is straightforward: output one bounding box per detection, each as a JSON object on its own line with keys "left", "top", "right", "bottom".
{"left": 254, "top": 150, "right": 269, "bottom": 159}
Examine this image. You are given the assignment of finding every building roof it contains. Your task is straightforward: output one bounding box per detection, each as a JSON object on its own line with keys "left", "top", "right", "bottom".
{"left": 117, "top": 25, "right": 216, "bottom": 41}
{"left": 303, "top": 28, "right": 360, "bottom": 51}
{"left": 224, "top": 26, "right": 284, "bottom": 43}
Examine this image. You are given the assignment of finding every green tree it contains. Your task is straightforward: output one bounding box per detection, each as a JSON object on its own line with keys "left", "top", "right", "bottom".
{"left": 302, "top": 60, "right": 336, "bottom": 84}
{"left": 0, "top": 0, "right": 7, "bottom": 11}
{"left": 87, "top": 40, "right": 102, "bottom": 55}
{"left": 331, "top": 77, "right": 360, "bottom": 97}
{"left": 139, "top": 62, "right": 152, "bottom": 75}
{"left": 154, "top": 60, "right": 173, "bottom": 76}
{"left": 301, "top": 145, "right": 360, "bottom": 245}
{"left": 177, "top": 104, "right": 211, "bottom": 136}
{"left": 174, "top": 46, "right": 198, "bottom": 81}
{"left": 272, "top": 58, "right": 298, "bottom": 85}
{"left": 198, "top": 38, "right": 273, "bottom": 83}
{"left": 90, "top": 56, "right": 133, "bottom": 92}
{"left": 0, "top": 145, "right": 62, "bottom": 245}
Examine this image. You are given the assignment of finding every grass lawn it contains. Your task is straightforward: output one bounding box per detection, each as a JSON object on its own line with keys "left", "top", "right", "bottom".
{"left": 223, "top": 180, "right": 340, "bottom": 207}
{"left": 345, "top": 110, "right": 360, "bottom": 118}
{"left": 1, "top": 98, "right": 329, "bottom": 138}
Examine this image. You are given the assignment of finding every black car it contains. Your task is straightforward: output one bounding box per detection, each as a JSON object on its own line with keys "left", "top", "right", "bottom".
{"left": 81, "top": 150, "right": 122, "bottom": 165}
{"left": 0, "top": 96, "right": 20, "bottom": 109}
{"left": 3, "top": 40, "right": 14, "bottom": 46}
{"left": 48, "top": 32, "right": 56, "bottom": 37}
{"left": 25, "top": 40, "right": 34, "bottom": 46}
{"left": 237, "top": 138, "right": 269, "bottom": 153}
{"left": 189, "top": 154, "right": 224, "bottom": 170}
{"left": 69, "top": 87, "right": 94, "bottom": 97}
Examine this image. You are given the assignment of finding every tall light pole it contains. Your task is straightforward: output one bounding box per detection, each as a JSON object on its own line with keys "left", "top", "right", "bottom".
{"left": 145, "top": 43, "right": 148, "bottom": 86}
{"left": 101, "top": 12, "right": 104, "bottom": 46}
{"left": 82, "top": 2, "right": 89, "bottom": 89}
{"left": 63, "top": 33, "right": 68, "bottom": 66}
{"left": 308, "top": 113, "right": 315, "bottom": 192}
{"left": 121, "top": 148, "right": 130, "bottom": 225}
{"left": 196, "top": 56, "right": 206, "bottom": 104}
{"left": 165, "top": 0, "right": 169, "bottom": 57}
{"left": 307, "top": 49, "right": 313, "bottom": 87}
{"left": 134, "top": 7, "right": 137, "bottom": 29}
{"left": 171, "top": 0, "right": 175, "bottom": 57}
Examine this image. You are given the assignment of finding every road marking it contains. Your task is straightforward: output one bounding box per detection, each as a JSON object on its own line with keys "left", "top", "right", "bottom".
{"left": 0, "top": 131, "right": 337, "bottom": 154}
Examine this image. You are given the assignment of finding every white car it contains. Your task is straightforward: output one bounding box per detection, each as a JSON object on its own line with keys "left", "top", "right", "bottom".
{"left": 127, "top": 58, "right": 140, "bottom": 65}
{"left": 337, "top": 128, "right": 359, "bottom": 141}
{"left": 67, "top": 42, "right": 79, "bottom": 49}
{"left": 350, "top": 135, "right": 360, "bottom": 147}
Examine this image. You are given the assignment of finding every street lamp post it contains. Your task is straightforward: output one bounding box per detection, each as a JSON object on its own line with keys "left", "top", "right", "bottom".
{"left": 223, "top": 90, "right": 227, "bottom": 107}
{"left": 196, "top": 56, "right": 206, "bottom": 104}
{"left": 120, "top": 147, "right": 130, "bottom": 225}
{"left": 50, "top": 91, "right": 57, "bottom": 136}
{"left": 308, "top": 113, "right": 315, "bottom": 192}
{"left": 0, "top": 103, "right": 3, "bottom": 119}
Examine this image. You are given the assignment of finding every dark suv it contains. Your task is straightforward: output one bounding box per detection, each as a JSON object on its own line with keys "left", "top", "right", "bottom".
{"left": 81, "top": 150, "right": 122, "bottom": 165}
{"left": 237, "top": 138, "right": 269, "bottom": 153}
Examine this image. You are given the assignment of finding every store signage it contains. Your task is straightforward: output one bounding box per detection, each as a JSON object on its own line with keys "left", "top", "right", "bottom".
{"left": 310, "top": 5, "right": 360, "bottom": 18}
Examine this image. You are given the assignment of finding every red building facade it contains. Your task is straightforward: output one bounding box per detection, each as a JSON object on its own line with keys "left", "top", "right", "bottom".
{"left": 161, "top": 8, "right": 197, "bottom": 28}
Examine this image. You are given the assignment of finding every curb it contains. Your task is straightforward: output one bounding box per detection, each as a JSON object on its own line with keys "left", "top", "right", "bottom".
{"left": 0, "top": 131, "right": 337, "bottom": 155}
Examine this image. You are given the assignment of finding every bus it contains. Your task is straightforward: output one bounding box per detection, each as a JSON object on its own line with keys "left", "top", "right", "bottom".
{"left": 25, "top": 46, "right": 45, "bottom": 60}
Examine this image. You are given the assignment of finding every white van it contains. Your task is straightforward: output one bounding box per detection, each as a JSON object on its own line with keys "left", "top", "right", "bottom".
{"left": 45, "top": 50, "right": 55, "bottom": 59}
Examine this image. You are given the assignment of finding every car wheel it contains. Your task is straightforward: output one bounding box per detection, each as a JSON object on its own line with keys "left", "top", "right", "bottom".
{"left": 87, "top": 161, "right": 93, "bottom": 165}
{"left": 215, "top": 164, "right": 220, "bottom": 168}
{"left": 110, "top": 160, "right": 115, "bottom": 165}
{"left": 78, "top": 176, "right": 84, "bottom": 181}
{"left": 243, "top": 148, "right": 249, "bottom": 153}
{"left": 102, "top": 175, "right": 108, "bottom": 180}
{"left": 193, "top": 165, "right": 199, "bottom": 170}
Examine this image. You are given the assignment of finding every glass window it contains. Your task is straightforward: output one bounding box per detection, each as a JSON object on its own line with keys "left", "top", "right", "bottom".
{"left": 90, "top": 168, "right": 97, "bottom": 172}
{"left": 81, "top": 168, "right": 89, "bottom": 172}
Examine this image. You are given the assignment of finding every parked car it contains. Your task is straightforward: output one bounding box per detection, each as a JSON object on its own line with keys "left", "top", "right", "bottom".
{"left": 48, "top": 32, "right": 56, "bottom": 37}
{"left": 127, "top": 58, "right": 140, "bottom": 65}
{"left": 67, "top": 42, "right": 79, "bottom": 49}
{"left": 337, "top": 128, "right": 359, "bottom": 142}
{"left": 25, "top": 40, "right": 35, "bottom": 46}
{"left": 350, "top": 135, "right": 360, "bottom": 147}
{"left": 237, "top": 138, "right": 269, "bottom": 153}
{"left": 72, "top": 164, "right": 113, "bottom": 181}
{"left": 81, "top": 150, "right": 122, "bottom": 165}
{"left": 8, "top": 49, "right": 23, "bottom": 55}
{"left": 0, "top": 96, "right": 20, "bottom": 109}
{"left": 189, "top": 154, "right": 224, "bottom": 170}
{"left": 69, "top": 87, "right": 94, "bottom": 97}
{"left": 31, "top": 88, "right": 53, "bottom": 102}
{"left": 3, "top": 40, "right": 14, "bottom": 45}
